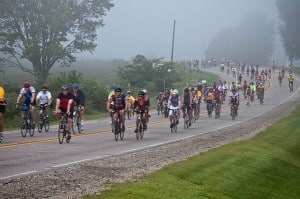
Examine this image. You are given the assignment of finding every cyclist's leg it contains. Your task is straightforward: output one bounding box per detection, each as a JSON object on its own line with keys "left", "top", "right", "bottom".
{"left": 134, "top": 112, "right": 139, "bottom": 132}
{"left": 119, "top": 111, "right": 125, "bottom": 131}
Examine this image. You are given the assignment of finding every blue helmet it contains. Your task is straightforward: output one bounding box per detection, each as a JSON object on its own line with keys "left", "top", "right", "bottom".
{"left": 72, "top": 83, "right": 78, "bottom": 89}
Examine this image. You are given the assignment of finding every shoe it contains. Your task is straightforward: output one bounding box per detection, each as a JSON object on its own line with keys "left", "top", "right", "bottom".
{"left": 147, "top": 114, "right": 151, "bottom": 117}
{"left": 143, "top": 124, "right": 147, "bottom": 130}
{"left": 134, "top": 128, "right": 138, "bottom": 133}
{"left": 189, "top": 121, "right": 192, "bottom": 127}
{"left": 176, "top": 120, "right": 179, "bottom": 124}
{"left": 66, "top": 133, "right": 71, "bottom": 142}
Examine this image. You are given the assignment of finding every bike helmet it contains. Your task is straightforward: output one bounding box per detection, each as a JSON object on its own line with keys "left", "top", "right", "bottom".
{"left": 114, "top": 87, "right": 122, "bottom": 92}
{"left": 72, "top": 83, "right": 78, "bottom": 89}
{"left": 61, "top": 85, "right": 69, "bottom": 91}
{"left": 138, "top": 90, "right": 145, "bottom": 96}
{"left": 142, "top": 89, "right": 147, "bottom": 94}
{"left": 184, "top": 87, "right": 189, "bottom": 93}
{"left": 127, "top": 90, "right": 131, "bottom": 94}
{"left": 173, "top": 89, "right": 178, "bottom": 95}
{"left": 23, "top": 82, "right": 30, "bottom": 88}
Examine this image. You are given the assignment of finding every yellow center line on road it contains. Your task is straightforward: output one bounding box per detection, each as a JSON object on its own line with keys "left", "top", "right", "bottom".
{"left": 0, "top": 79, "right": 272, "bottom": 150}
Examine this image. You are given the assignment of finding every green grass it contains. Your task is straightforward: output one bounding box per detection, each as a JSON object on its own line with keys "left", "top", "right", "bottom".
{"left": 84, "top": 105, "right": 300, "bottom": 199}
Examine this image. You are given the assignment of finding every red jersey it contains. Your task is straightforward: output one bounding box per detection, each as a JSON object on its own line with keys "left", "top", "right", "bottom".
{"left": 133, "top": 96, "right": 150, "bottom": 111}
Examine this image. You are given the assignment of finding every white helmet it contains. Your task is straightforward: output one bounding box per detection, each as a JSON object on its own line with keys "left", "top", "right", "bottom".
{"left": 173, "top": 89, "right": 178, "bottom": 95}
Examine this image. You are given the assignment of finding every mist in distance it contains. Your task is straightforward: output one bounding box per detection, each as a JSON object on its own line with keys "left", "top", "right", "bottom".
{"left": 81, "top": 0, "right": 287, "bottom": 65}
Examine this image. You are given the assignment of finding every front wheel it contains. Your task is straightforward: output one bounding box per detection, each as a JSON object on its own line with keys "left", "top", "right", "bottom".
{"left": 58, "top": 127, "right": 65, "bottom": 144}
{"left": 21, "top": 120, "right": 27, "bottom": 137}
{"left": 113, "top": 120, "right": 119, "bottom": 141}
{"left": 44, "top": 118, "right": 50, "bottom": 132}
{"left": 72, "top": 112, "right": 81, "bottom": 134}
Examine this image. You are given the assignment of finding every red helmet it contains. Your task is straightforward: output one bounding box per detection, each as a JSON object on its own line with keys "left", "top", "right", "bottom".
{"left": 23, "top": 82, "right": 30, "bottom": 88}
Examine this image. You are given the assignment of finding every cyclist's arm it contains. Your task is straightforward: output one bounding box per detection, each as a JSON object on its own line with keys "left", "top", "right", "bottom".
{"left": 79, "top": 90, "right": 85, "bottom": 106}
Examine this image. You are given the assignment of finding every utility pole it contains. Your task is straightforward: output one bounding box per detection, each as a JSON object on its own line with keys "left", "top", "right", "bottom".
{"left": 171, "top": 20, "right": 176, "bottom": 63}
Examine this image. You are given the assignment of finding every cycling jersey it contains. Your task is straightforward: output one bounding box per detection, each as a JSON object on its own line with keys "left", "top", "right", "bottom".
{"left": 57, "top": 92, "right": 74, "bottom": 112}
{"left": 183, "top": 92, "right": 191, "bottom": 105}
{"left": 0, "top": 86, "right": 5, "bottom": 104}
{"left": 168, "top": 95, "right": 181, "bottom": 107}
{"left": 36, "top": 90, "right": 52, "bottom": 105}
{"left": 126, "top": 95, "right": 135, "bottom": 104}
{"left": 72, "top": 89, "right": 85, "bottom": 106}
{"left": 133, "top": 97, "right": 149, "bottom": 111}
{"left": 109, "top": 94, "right": 126, "bottom": 110}
{"left": 206, "top": 92, "right": 214, "bottom": 101}
{"left": 19, "top": 86, "right": 36, "bottom": 105}
{"left": 288, "top": 76, "right": 294, "bottom": 82}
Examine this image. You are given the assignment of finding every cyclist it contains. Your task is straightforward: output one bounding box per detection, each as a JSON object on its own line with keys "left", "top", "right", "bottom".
{"left": 213, "top": 88, "right": 222, "bottom": 116}
{"left": 278, "top": 71, "right": 283, "bottom": 86}
{"left": 54, "top": 85, "right": 74, "bottom": 142}
{"left": 71, "top": 83, "right": 85, "bottom": 130}
{"left": 142, "top": 89, "right": 150, "bottom": 118}
{"left": 155, "top": 91, "right": 163, "bottom": 112}
{"left": 288, "top": 74, "right": 294, "bottom": 91}
{"left": 206, "top": 88, "right": 214, "bottom": 115}
{"left": 133, "top": 90, "right": 150, "bottom": 132}
{"left": 107, "top": 87, "right": 127, "bottom": 132}
{"left": 16, "top": 82, "right": 37, "bottom": 128}
{"left": 108, "top": 84, "right": 119, "bottom": 124}
{"left": 36, "top": 84, "right": 52, "bottom": 119}
{"left": 125, "top": 90, "right": 135, "bottom": 113}
{"left": 229, "top": 81, "right": 237, "bottom": 91}
{"left": 228, "top": 88, "right": 240, "bottom": 116}
{"left": 0, "top": 85, "right": 6, "bottom": 141}
{"left": 181, "top": 87, "right": 192, "bottom": 127}
{"left": 245, "top": 85, "right": 252, "bottom": 106}
{"left": 168, "top": 89, "right": 181, "bottom": 128}
{"left": 257, "top": 82, "right": 265, "bottom": 103}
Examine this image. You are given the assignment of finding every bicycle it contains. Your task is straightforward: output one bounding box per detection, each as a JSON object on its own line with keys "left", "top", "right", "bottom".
{"left": 20, "top": 104, "right": 35, "bottom": 137}
{"left": 135, "top": 110, "right": 145, "bottom": 140}
{"left": 207, "top": 101, "right": 213, "bottom": 118}
{"left": 214, "top": 101, "right": 220, "bottom": 119}
{"left": 231, "top": 104, "right": 238, "bottom": 120}
{"left": 157, "top": 101, "right": 163, "bottom": 115}
{"left": 278, "top": 77, "right": 282, "bottom": 87}
{"left": 289, "top": 82, "right": 293, "bottom": 92}
{"left": 37, "top": 104, "right": 50, "bottom": 133}
{"left": 111, "top": 110, "right": 125, "bottom": 141}
{"left": 169, "top": 108, "right": 178, "bottom": 133}
{"left": 127, "top": 105, "right": 134, "bottom": 120}
{"left": 182, "top": 106, "right": 191, "bottom": 129}
{"left": 72, "top": 106, "right": 82, "bottom": 134}
{"left": 163, "top": 102, "right": 169, "bottom": 118}
{"left": 58, "top": 113, "right": 70, "bottom": 144}
{"left": 258, "top": 92, "right": 264, "bottom": 105}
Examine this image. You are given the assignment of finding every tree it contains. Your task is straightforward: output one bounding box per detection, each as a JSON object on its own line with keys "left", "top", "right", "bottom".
{"left": 205, "top": 12, "right": 275, "bottom": 65}
{"left": 0, "top": 0, "right": 114, "bottom": 85}
{"left": 277, "top": 0, "right": 300, "bottom": 65}
{"left": 117, "top": 55, "right": 180, "bottom": 93}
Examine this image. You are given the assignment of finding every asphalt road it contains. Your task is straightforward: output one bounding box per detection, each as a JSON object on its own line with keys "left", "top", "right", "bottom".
{"left": 0, "top": 68, "right": 298, "bottom": 180}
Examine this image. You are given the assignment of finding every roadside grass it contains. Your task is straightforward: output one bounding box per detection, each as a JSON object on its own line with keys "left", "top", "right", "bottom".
{"left": 84, "top": 105, "right": 300, "bottom": 199}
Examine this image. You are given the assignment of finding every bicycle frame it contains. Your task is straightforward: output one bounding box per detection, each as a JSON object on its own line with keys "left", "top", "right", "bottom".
{"left": 169, "top": 108, "right": 178, "bottom": 133}
{"left": 20, "top": 104, "right": 34, "bottom": 137}
{"left": 111, "top": 110, "right": 125, "bottom": 141}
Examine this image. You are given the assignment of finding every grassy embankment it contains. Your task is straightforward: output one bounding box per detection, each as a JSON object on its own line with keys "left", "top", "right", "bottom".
{"left": 84, "top": 105, "right": 300, "bottom": 199}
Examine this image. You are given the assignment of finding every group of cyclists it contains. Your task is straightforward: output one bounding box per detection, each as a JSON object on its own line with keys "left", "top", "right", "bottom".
{"left": 0, "top": 62, "right": 296, "bottom": 143}
{"left": 0, "top": 82, "right": 85, "bottom": 143}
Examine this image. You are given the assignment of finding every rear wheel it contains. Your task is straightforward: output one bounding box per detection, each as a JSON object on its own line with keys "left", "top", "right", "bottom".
{"left": 29, "top": 123, "right": 34, "bottom": 137}
{"left": 44, "top": 117, "right": 50, "bottom": 132}
{"left": 184, "top": 113, "right": 189, "bottom": 129}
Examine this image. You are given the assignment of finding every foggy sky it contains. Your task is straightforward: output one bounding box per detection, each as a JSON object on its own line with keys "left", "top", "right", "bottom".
{"left": 82, "top": 0, "right": 286, "bottom": 63}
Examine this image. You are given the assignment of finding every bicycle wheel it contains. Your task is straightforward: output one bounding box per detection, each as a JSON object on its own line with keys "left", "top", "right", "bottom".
{"left": 136, "top": 121, "right": 143, "bottom": 140}
{"left": 58, "top": 125, "right": 64, "bottom": 144}
{"left": 38, "top": 115, "right": 43, "bottom": 133}
{"left": 170, "top": 117, "right": 176, "bottom": 133}
{"left": 120, "top": 123, "right": 125, "bottom": 141}
{"left": 29, "top": 123, "right": 34, "bottom": 137}
{"left": 184, "top": 113, "right": 188, "bottom": 129}
{"left": 113, "top": 120, "right": 119, "bottom": 141}
{"left": 72, "top": 111, "right": 81, "bottom": 134}
{"left": 44, "top": 117, "right": 50, "bottom": 132}
{"left": 20, "top": 120, "right": 27, "bottom": 137}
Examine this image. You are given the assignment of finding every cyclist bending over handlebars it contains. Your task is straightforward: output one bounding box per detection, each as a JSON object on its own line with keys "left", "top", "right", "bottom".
{"left": 133, "top": 90, "right": 150, "bottom": 132}
{"left": 107, "top": 87, "right": 127, "bottom": 132}
{"left": 54, "top": 85, "right": 74, "bottom": 142}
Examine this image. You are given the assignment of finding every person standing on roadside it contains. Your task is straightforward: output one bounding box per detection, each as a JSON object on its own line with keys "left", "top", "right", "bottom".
{"left": 0, "top": 85, "right": 6, "bottom": 142}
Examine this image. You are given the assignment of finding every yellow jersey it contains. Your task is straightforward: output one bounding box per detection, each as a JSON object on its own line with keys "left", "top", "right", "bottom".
{"left": 0, "top": 86, "right": 5, "bottom": 100}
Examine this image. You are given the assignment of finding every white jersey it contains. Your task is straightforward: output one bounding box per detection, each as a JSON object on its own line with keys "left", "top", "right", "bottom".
{"left": 36, "top": 91, "right": 52, "bottom": 105}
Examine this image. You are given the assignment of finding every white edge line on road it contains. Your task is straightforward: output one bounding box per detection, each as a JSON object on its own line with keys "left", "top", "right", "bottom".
{"left": 0, "top": 170, "right": 38, "bottom": 180}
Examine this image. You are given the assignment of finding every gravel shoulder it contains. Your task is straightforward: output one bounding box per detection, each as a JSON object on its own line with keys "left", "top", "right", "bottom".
{"left": 1, "top": 79, "right": 300, "bottom": 199}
